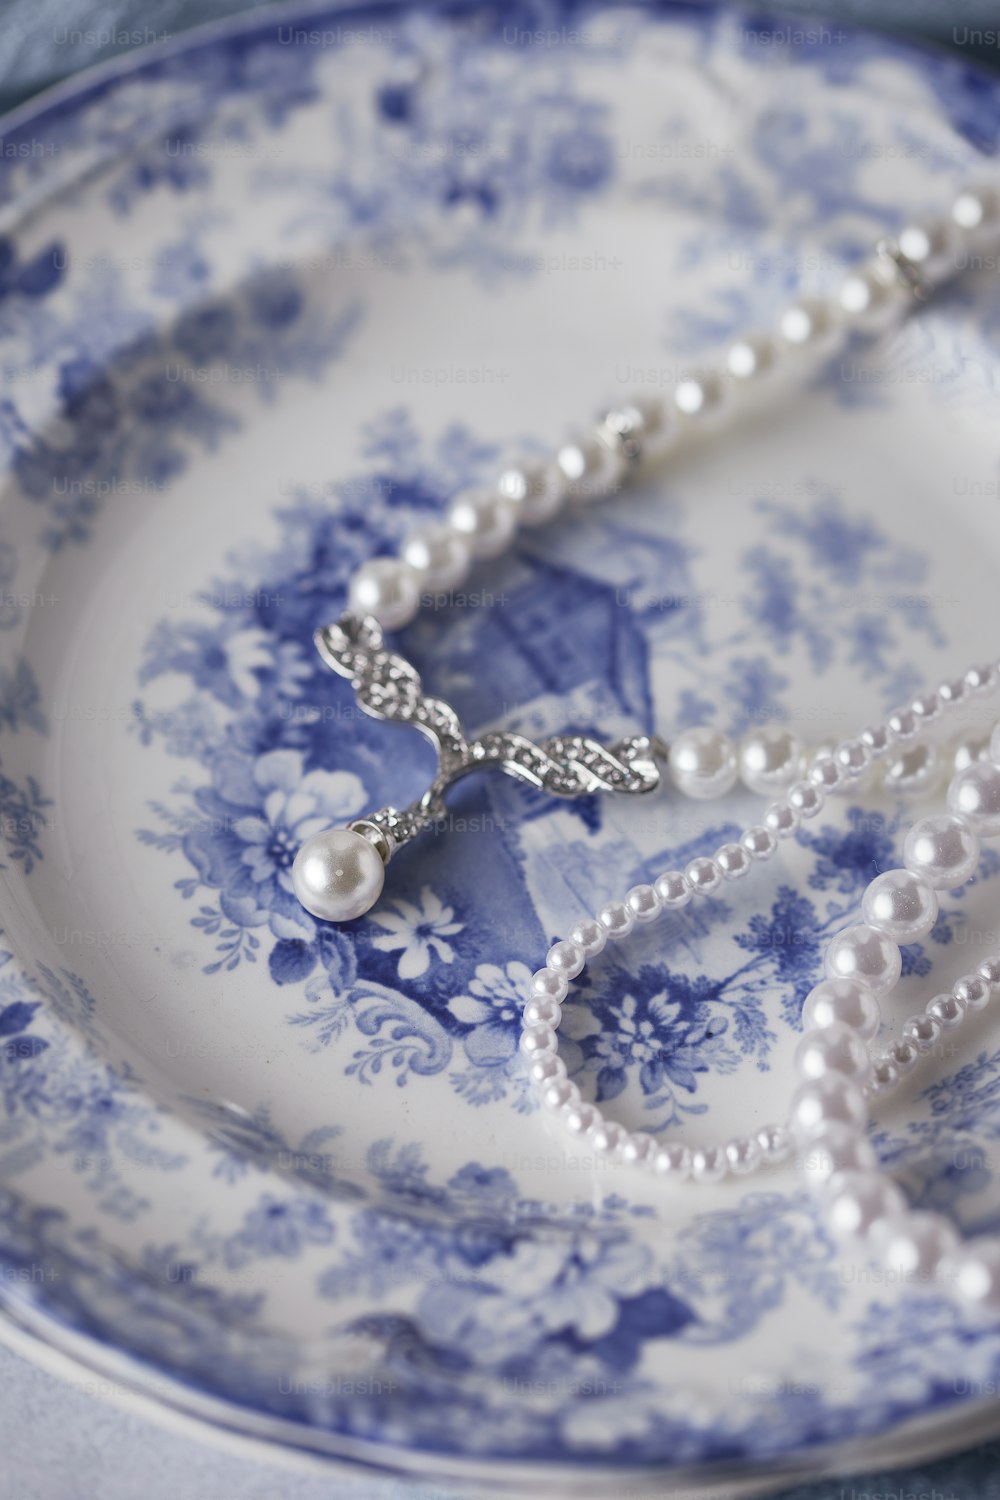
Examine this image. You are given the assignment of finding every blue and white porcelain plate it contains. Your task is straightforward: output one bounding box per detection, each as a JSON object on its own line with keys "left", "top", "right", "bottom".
{"left": 3, "top": 0, "right": 1000, "bottom": 1487}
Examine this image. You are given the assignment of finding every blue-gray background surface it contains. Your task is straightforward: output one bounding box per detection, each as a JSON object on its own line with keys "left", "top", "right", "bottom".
{"left": 2, "top": 1, "right": 1000, "bottom": 1496}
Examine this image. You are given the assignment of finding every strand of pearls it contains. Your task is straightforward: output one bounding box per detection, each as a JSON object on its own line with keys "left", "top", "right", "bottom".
{"left": 519, "top": 667, "right": 1000, "bottom": 1195}
{"left": 346, "top": 189, "right": 1000, "bottom": 634}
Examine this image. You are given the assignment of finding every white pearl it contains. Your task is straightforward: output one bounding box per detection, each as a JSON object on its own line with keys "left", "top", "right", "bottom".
{"left": 531, "top": 968, "right": 568, "bottom": 1002}
{"left": 725, "top": 1135, "right": 763, "bottom": 1175}
{"left": 685, "top": 857, "right": 722, "bottom": 895}
{"left": 690, "top": 1146, "right": 727, "bottom": 1184}
{"left": 953, "top": 973, "right": 992, "bottom": 1013}
{"left": 764, "top": 801, "right": 800, "bottom": 838}
{"left": 898, "top": 220, "right": 957, "bottom": 283}
{"left": 862, "top": 868, "right": 938, "bottom": 941}
{"left": 567, "top": 918, "right": 606, "bottom": 958}
{"left": 948, "top": 761, "right": 1000, "bottom": 835}
{"left": 823, "top": 1170, "right": 906, "bottom": 1240}
{"left": 756, "top": 1123, "right": 792, "bottom": 1163}
{"left": 497, "top": 458, "right": 567, "bottom": 527}
{"left": 741, "top": 825, "right": 777, "bottom": 861}
{"left": 787, "top": 781, "right": 824, "bottom": 818}
{"left": 789, "top": 1075, "right": 868, "bottom": 1140}
{"left": 800, "top": 1122, "right": 876, "bottom": 1188}
{"left": 523, "top": 996, "right": 561, "bottom": 1028}
{"left": 875, "top": 1210, "right": 958, "bottom": 1281}
{"left": 952, "top": 734, "right": 990, "bottom": 774}
{"left": 715, "top": 843, "right": 751, "bottom": 880}
{"left": 860, "top": 723, "right": 893, "bottom": 758}
{"left": 669, "top": 727, "right": 738, "bottom": 800}
{"left": 739, "top": 726, "right": 803, "bottom": 796}
{"left": 556, "top": 435, "right": 624, "bottom": 502}
{"left": 401, "top": 525, "right": 471, "bottom": 592}
{"left": 952, "top": 184, "right": 1000, "bottom": 241}
{"left": 802, "top": 977, "right": 881, "bottom": 1041}
{"left": 597, "top": 901, "right": 635, "bottom": 939}
{"left": 546, "top": 940, "right": 584, "bottom": 979}
{"left": 652, "top": 1142, "right": 691, "bottom": 1179}
{"left": 939, "top": 1238, "right": 1000, "bottom": 1309}
{"left": 562, "top": 1099, "right": 598, "bottom": 1136}
{"left": 835, "top": 738, "right": 873, "bottom": 781}
{"left": 966, "top": 662, "right": 997, "bottom": 695}
{"left": 597, "top": 396, "right": 677, "bottom": 465}
{"left": 621, "top": 1131, "right": 656, "bottom": 1167}
{"left": 882, "top": 743, "right": 943, "bottom": 798}
{"left": 903, "top": 814, "right": 981, "bottom": 889}
{"left": 542, "top": 1078, "right": 575, "bottom": 1111}
{"left": 527, "top": 1051, "right": 565, "bottom": 1084}
{"left": 348, "top": 558, "right": 420, "bottom": 630}
{"left": 836, "top": 257, "right": 908, "bottom": 332}
{"left": 726, "top": 332, "right": 778, "bottom": 384}
{"left": 938, "top": 677, "right": 968, "bottom": 710}
{"left": 809, "top": 755, "right": 844, "bottom": 793}
{"left": 887, "top": 707, "right": 919, "bottom": 742}
{"left": 888, "top": 1038, "right": 920, "bottom": 1076}
{"left": 626, "top": 883, "right": 661, "bottom": 922}
{"left": 978, "top": 955, "right": 1000, "bottom": 991}
{"left": 291, "top": 827, "right": 386, "bottom": 922}
{"left": 868, "top": 1057, "right": 901, "bottom": 1098}
{"left": 824, "top": 924, "right": 901, "bottom": 999}
{"left": 900, "top": 1013, "right": 942, "bottom": 1055}
{"left": 926, "top": 991, "right": 965, "bottom": 1029}
{"left": 778, "top": 297, "right": 840, "bottom": 354}
{"left": 447, "top": 489, "right": 518, "bottom": 558}
{"left": 673, "top": 370, "right": 730, "bottom": 423}
{"left": 794, "top": 1024, "right": 871, "bottom": 1086}
{"left": 519, "top": 1024, "right": 557, "bottom": 1058}
{"left": 588, "top": 1118, "right": 626, "bottom": 1156}
{"left": 653, "top": 870, "right": 692, "bottom": 909}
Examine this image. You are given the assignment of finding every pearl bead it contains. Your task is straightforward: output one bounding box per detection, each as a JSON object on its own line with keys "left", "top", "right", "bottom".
{"left": 725, "top": 1135, "right": 763, "bottom": 1175}
{"left": 926, "top": 991, "right": 965, "bottom": 1030}
{"left": 835, "top": 738, "right": 873, "bottom": 780}
{"left": 822, "top": 1170, "right": 905, "bottom": 1239}
{"left": 938, "top": 677, "right": 968, "bottom": 709}
{"left": 447, "top": 489, "right": 518, "bottom": 558}
{"left": 778, "top": 297, "right": 840, "bottom": 354}
{"left": 652, "top": 1142, "right": 692, "bottom": 1178}
{"left": 756, "top": 1123, "right": 792, "bottom": 1163}
{"left": 401, "top": 525, "right": 471, "bottom": 592}
{"left": 953, "top": 973, "right": 992, "bottom": 1013}
{"left": 787, "top": 781, "right": 824, "bottom": 818}
{"left": 862, "top": 868, "right": 938, "bottom": 941}
{"left": 523, "top": 996, "right": 561, "bottom": 1028}
{"left": 903, "top": 814, "right": 981, "bottom": 889}
{"left": 952, "top": 734, "right": 990, "bottom": 774}
{"left": 948, "top": 761, "right": 1000, "bottom": 835}
{"left": 824, "top": 924, "right": 901, "bottom": 999}
{"left": 800, "top": 1122, "right": 876, "bottom": 1187}
{"left": 556, "top": 434, "right": 624, "bottom": 501}
{"left": 789, "top": 1075, "right": 868, "bottom": 1141}
{"left": 911, "top": 690, "right": 941, "bottom": 723}
{"left": 685, "top": 857, "right": 722, "bottom": 895}
{"left": 690, "top": 1146, "right": 727, "bottom": 1184}
{"left": 597, "top": 901, "right": 635, "bottom": 939}
{"left": 531, "top": 968, "right": 568, "bottom": 1002}
{"left": 901, "top": 1014, "right": 942, "bottom": 1055}
{"left": 291, "top": 826, "right": 386, "bottom": 922}
{"left": 875, "top": 1210, "right": 958, "bottom": 1281}
{"left": 715, "top": 842, "right": 752, "bottom": 880}
{"left": 597, "top": 397, "right": 677, "bottom": 465}
{"left": 978, "top": 955, "right": 1000, "bottom": 991}
{"left": 860, "top": 724, "right": 893, "bottom": 758}
{"left": 738, "top": 726, "right": 803, "bottom": 796}
{"left": 497, "top": 458, "right": 567, "bottom": 527}
{"left": 741, "top": 825, "right": 777, "bottom": 861}
{"left": 764, "top": 801, "right": 800, "bottom": 838}
{"left": 802, "top": 977, "right": 881, "bottom": 1041}
{"left": 966, "top": 663, "right": 997, "bottom": 695}
{"left": 887, "top": 707, "right": 919, "bottom": 742}
{"left": 519, "top": 1023, "right": 557, "bottom": 1058}
{"left": 527, "top": 1052, "right": 565, "bottom": 1085}
{"left": 882, "top": 743, "right": 943, "bottom": 798}
{"left": 939, "top": 1238, "right": 1000, "bottom": 1309}
{"left": 795, "top": 1024, "right": 871, "bottom": 1086}
{"left": 809, "top": 755, "right": 844, "bottom": 793}
{"left": 588, "top": 1118, "right": 626, "bottom": 1156}
{"left": 621, "top": 1131, "right": 656, "bottom": 1167}
{"left": 567, "top": 919, "right": 606, "bottom": 958}
{"left": 669, "top": 727, "right": 738, "bottom": 800}
{"left": 952, "top": 184, "right": 1000, "bottom": 240}
{"left": 348, "top": 558, "right": 421, "bottom": 630}
{"left": 542, "top": 1078, "right": 575, "bottom": 1111}
{"left": 653, "top": 870, "right": 692, "bottom": 909}
{"left": 888, "top": 1038, "right": 920, "bottom": 1076}
{"left": 562, "top": 1100, "right": 597, "bottom": 1135}
{"left": 868, "top": 1058, "right": 900, "bottom": 1097}
{"left": 546, "top": 940, "right": 584, "bottom": 979}
{"left": 836, "top": 257, "right": 908, "bottom": 331}
{"left": 898, "top": 220, "right": 957, "bottom": 283}
{"left": 726, "top": 332, "right": 778, "bottom": 384}
{"left": 673, "top": 371, "right": 730, "bottom": 423}
{"left": 626, "top": 884, "right": 661, "bottom": 922}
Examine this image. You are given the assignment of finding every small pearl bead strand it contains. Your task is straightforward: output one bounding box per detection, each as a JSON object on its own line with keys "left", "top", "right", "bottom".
{"left": 519, "top": 685, "right": 1000, "bottom": 1310}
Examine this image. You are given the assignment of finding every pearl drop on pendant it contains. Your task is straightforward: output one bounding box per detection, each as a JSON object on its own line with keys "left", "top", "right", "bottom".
{"left": 291, "top": 826, "right": 386, "bottom": 922}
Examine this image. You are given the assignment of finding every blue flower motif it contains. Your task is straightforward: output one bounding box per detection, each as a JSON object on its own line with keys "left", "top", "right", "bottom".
{"left": 231, "top": 1193, "right": 335, "bottom": 1262}
{"left": 370, "top": 887, "right": 463, "bottom": 980}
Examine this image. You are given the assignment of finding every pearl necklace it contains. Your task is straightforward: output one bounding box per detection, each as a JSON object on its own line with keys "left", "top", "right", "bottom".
{"left": 289, "top": 180, "right": 1000, "bottom": 1311}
